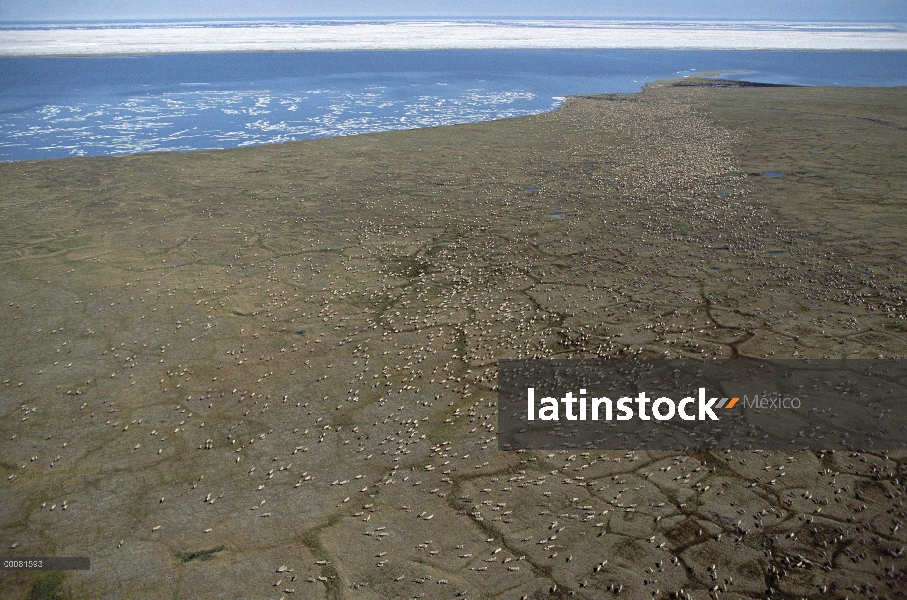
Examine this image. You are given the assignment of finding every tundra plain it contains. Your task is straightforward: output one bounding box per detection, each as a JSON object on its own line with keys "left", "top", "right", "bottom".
{"left": 1, "top": 78, "right": 906, "bottom": 599}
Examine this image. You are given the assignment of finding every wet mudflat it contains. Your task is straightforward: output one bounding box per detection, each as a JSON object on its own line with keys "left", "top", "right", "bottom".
{"left": 1, "top": 77, "right": 906, "bottom": 599}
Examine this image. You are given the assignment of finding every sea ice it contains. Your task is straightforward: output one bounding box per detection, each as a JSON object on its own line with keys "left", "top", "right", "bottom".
{"left": 1, "top": 20, "right": 905, "bottom": 56}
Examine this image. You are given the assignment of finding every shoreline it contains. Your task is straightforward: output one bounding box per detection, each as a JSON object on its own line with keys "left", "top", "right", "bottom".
{"left": 2, "top": 74, "right": 904, "bottom": 167}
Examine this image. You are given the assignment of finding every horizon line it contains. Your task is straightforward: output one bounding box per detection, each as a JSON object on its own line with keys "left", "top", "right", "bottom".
{"left": 3, "top": 16, "right": 906, "bottom": 25}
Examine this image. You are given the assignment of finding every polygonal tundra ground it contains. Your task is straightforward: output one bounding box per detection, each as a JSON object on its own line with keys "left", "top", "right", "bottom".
{"left": 2, "top": 78, "right": 906, "bottom": 599}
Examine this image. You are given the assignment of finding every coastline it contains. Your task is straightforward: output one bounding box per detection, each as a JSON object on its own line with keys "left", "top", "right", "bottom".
{"left": 3, "top": 48, "right": 907, "bottom": 165}
{"left": 3, "top": 70, "right": 905, "bottom": 166}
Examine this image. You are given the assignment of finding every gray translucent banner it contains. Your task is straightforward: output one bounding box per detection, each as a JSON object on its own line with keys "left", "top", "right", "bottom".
{"left": 1, "top": 557, "right": 90, "bottom": 570}
{"left": 497, "top": 359, "right": 907, "bottom": 451}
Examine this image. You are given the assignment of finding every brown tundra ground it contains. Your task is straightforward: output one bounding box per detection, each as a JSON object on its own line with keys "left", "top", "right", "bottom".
{"left": 1, "top": 77, "right": 906, "bottom": 599}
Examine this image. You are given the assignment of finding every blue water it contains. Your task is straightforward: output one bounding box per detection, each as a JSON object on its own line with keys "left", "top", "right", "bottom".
{"left": 0, "top": 50, "right": 904, "bottom": 162}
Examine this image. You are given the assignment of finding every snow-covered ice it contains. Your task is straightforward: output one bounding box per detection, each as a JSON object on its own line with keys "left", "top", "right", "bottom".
{"left": 2, "top": 20, "right": 906, "bottom": 56}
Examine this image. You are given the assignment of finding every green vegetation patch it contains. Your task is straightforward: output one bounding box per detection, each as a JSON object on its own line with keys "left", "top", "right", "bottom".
{"left": 28, "top": 572, "right": 67, "bottom": 600}
{"left": 177, "top": 545, "right": 226, "bottom": 564}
